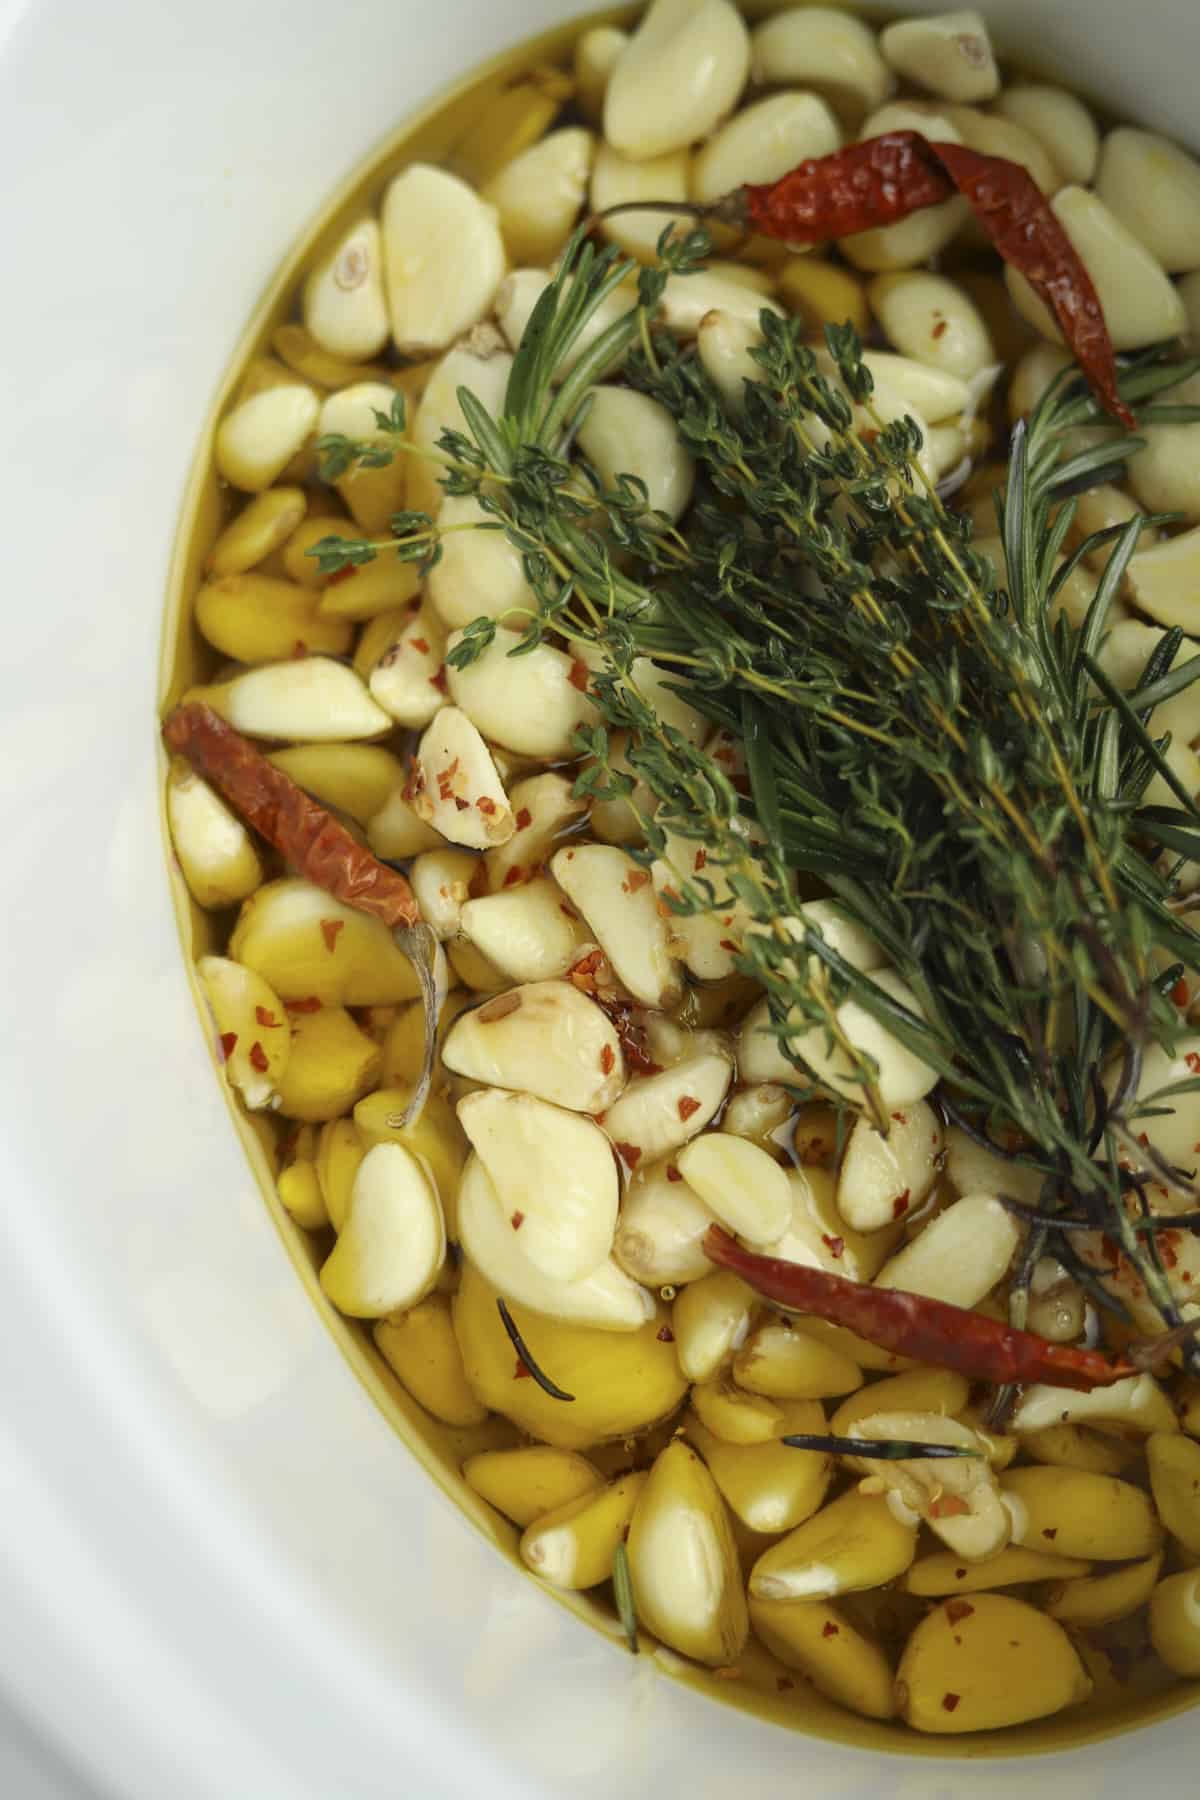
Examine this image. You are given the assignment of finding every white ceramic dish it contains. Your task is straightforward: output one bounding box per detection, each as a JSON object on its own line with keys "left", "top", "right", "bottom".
{"left": 1, "top": 1, "right": 1198, "bottom": 1794}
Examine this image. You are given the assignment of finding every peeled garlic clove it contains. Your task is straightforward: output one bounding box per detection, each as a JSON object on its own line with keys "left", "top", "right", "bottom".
{"left": 614, "top": 1157, "right": 719, "bottom": 1288}
{"left": 676, "top": 1132, "right": 791, "bottom": 1245}
{"left": 995, "top": 84, "right": 1100, "bottom": 187}
{"left": 672, "top": 1270, "right": 757, "bottom": 1383}
{"left": 188, "top": 657, "right": 390, "bottom": 742}
{"left": 457, "top": 1153, "right": 648, "bottom": 1330}
{"left": 686, "top": 1400, "right": 832, "bottom": 1534}
{"left": 1002, "top": 1465, "right": 1163, "bottom": 1561}
{"left": 601, "top": 1050, "right": 733, "bottom": 1169}
{"left": 868, "top": 270, "right": 995, "bottom": 384}
{"left": 408, "top": 848, "right": 478, "bottom": 942}
{"left": 836, "top": 1100, "right": 940, "bottom": 1233}
{"left": 194, "top": 572, "right": 352, "bottom": 664}
{"left": 446, "top": 626, "right": 593, "bottom": 760}
{"left": 1095, "top": 127, "right": 1200, "bottom": 274}
{"left": 831, "top": 1368, "right": 969, "bottom": 1439}
{"left": 749, "top": 8, "right": 892, "bottom": 124}
{"left": 368, "top": 605, "right": 447, "bottom": 729}
{"left": 1006, "top": 187, "right": 1185, "bottom": 350}
{"left": 483, "top": 126, "right": 595, "bottom": 266}
{"left": 551, "top": 844, "right": 679, "bottom": 1009}
{"left": 452, "top": 1262, "right": 686, "bottom": 1450}
{"left": 408, "top": 338, "right": 513, "bottom": 518}
{"left": 215, "top": 385, "right": 319, "bottom": 492}
{"left": 228, "top": 878, "right": 422, "bottom": 1006}
{"left": 750, "top": 1487, "right": 917, "bottom": 1601}
{"left": 1012, "top": 1374, "right": 1178, "bottom": 1439}
{"left": 750, "top": 1595, "right": 896, "bottom": 1720}
{"left": 790, "top": 967, "right": 940, "bottom": 1110}
{"left": 697, "top": 310, "right": 762, "bottom": 411}
{"left": 207, "top": 486, "right": 308, "bottom": 578}
{"left": 273, "top": 1004, "right": 381, "bottom": 1123}
{"left": 734, "top": 1320, "right": 862, "bottom": 1402}
{"left": 604, "top": 0, "right": 750, "bottom": 161}
{"left": 943, "top": 1124, "right": 1043, "bottom": 1207}
{"left": 879, "top": 9, "right": 998, "bottom": 103}
{"left": 443, "top": 980, "right": 625, "bottom": 1113}
{"left": 905, "top": 1543, "right": 1091, "bottom": 1597}
{"left": 1125, "top": 524, "right": 1200, "bottom": 632}
{"left": 426, "top": 492, "right": 536, "bottom": 629}
{"left": 1149, "top": 1572, "right": 1200, "bottom": 1677}
{"left": 463, "top": 1445, "right": 602, "bottom": 1526}
{"left": 896, "top": 1594, "right": 1091, "bottom": 1732}
{"left": 315, "top": 1116, "right": 366, "bottom": 1233}
{"left": 373, "top": 1294, "right": 487, "bottom": 1428}
{"left": 574, "top": 24, "right": 628, "bottom": 124}
{"left": 319, "top": 1142, "right": 445, "bottom": 1318}
{"left": 520, "top": 1471, "right": 646, "bottom": 1589}
{"left": 626, "top": 1439, "right": 749, "bottom": 1666}
{"left": 859, "top": 350, "right": 971, "bottom": 424}
{"left": 590, "top": 142, "right": 691, "bottom": 265}
{"left": 410, "top": 705, "right": 514, "bottom": 849}
{"left": 874, "top": 1194, "right": 1021, "bottom": 1309}
{"left": 1146, "top": 1432, "right": 1200, "bottom": 1555}
{"left": 576, "top": 387, "right": 695, "bottom": 523}
{"left": 366, "top": 785, "right": 447, "bottom": 860}
{"left": 381, "top": 164, "right": 506, "bottom": 356}
{"left": 303, "top": 217, "right": 389, "bottom": 361}
{"left": 458, "top": 1089, "right": 619, "bottom": 1283}
{"left": 459, "top": 878, "right": 585, "bottom": 985}
{"left": 495, "top": 267, "right": 633, "bottom": 381}
{"left": 196, "top": 955, "right": 289, "bottom": 1109}
{"left": 167, "top": 762, "right": 263, "bottom": 910}
{"left": 691, "top": 91, "right": 840, "bottom": 205}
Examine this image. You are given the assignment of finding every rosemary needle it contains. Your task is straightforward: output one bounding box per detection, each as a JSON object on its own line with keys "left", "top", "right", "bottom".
{"left": 612, "top": 1539, "right": 639, "bottom": 1656}
{"left": 495, "top": 1297, "right": 576, "bottom": 1402}
{"left": 781, "top": 1434, "right": 983, "bottom": 1461}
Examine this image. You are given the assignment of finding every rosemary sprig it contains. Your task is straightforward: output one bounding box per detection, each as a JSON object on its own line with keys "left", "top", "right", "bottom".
{"left": 323, "top": 226, "right": 1200, "bottom": 1369}
{"left": 781, "top": 1434, "right": 983, "bottom": 1460}
{"left": 612, "top": 1539, "right": 639, "bottom": 1656}
{"left": 495, "top": 1298, "right": 575, "bottom": 1402}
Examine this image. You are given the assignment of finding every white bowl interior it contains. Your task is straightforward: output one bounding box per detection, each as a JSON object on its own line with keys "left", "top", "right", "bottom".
{"left": 0, "top": 2, "right": 1197, "bottom": 1794}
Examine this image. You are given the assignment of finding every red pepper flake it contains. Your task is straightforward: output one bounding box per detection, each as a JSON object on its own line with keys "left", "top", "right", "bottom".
{"left": 248, "top": 1041, "right": 269, "bottom": 1073}
{"left": 944, "top": 1600, "right": 975, "bottom": 1625}
{"left": 285, "top": 995, "right": 322, "bottom": 1014}
{"left": 718, "top": 939, "right": 739, "bottom": 954}
{"left": 656, "top": 1325, "right": 675, "bottom": 1343}
{"left": 1042, "top": 1527, "right": 1058, "bottom": 1541}
{"left": 892, "top": 1189, "right": 911, "bottom": 1219}
{"left": 291, "top": 640, "right": 309, "bottom": 658}
{"left": 320, "top": 918, "right": 344, "bottom": 953}
{"left": 255, "top": 1005, "right": 280, "bottom": 1028}
{"left": 599, "top": 1044, "right": 615, "bottom": 1075}
{"left": 821, "top": 1621, "right": 840, "bottom": 1639}
{"left": 954, "top": 1569, "right": 967, "bottom": 1581}
{"left": 410, "top": 636, "right": 430, "bottom": 655}
{"left": 454, "top": 796, "right": 470, "bottom": 811}
{"left": 821, "top": 1234, "right": 845, "bottom": 1260}
{"left": 559, "top": 901, "right": 578, "bottom": 919}
{"left": 615, "top": 1141, "right": 643, "bottom": 1170}
{"left": 219, "top": 1031, "right": 237, "bottom": 1059}
{"left": 891, "top": 1112, "right": 907, "bottom": 1125}
{"left": 732, "top": 774, "right": 751, "bottom": 797}
{"left": 510, "top": 1211, "right": 525, "bottom": 1230}
{"left": 477, "top": 796, "right": 497, "bottom": 817}
{"left": 622, "top": 869, "right": 652, "bottom": 893}
{"left": 513, "top": 1359, "right": 532, "bottom": 1381}
{"left": 666, "top": 1165, "right": 683, "bottom": 1183}
{"left": 477, "top": 992, "right": 522, "bottom": 1023}
{"left": 928, "top": 1494, "right": 970, "bottom": 1520}
{"left": 931, "top": 317, "right": 948, "bottom": 339}
{"left": 568, "top": 658, "right": 590, "bottom": 692}
{"left": 1173, "top": 978, "right": 1190, "bottom": 1007}
{"left": 941, "top": 1693, "right": 961, "bottom": 1715}
{"left": 693, "top": 849, "right": 707, "bottom": 871}
{"left": 326, "top": 565, "right": 357, "bottom": 586}
{"left": 503, "top": 866, "right": 526, "bottom": 887}
{"left": 678, "top": 1096, "right": 701, "bottom": 1122}
{"left": 1187, "top": 1053, "right": 1200, "bottom": 1075}
{"left": 429, "top": 666, "right": 448, "bottom": 692}
{"left": 515, "top": 807, "right": 532, "bottom": 830}
{"left": 776, "top": 1676, "right": 795, "bottom": 1694}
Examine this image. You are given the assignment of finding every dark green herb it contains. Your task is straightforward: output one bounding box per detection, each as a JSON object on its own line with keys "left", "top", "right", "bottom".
{"left": 781, "top": 1434, "right": 984, "bottom": 1460}
{"left": 612, "top": 1539, "right": 639, "bottom": 1656}
{"left": 495, "top": 1297, "right": 575, "bottom": 1402}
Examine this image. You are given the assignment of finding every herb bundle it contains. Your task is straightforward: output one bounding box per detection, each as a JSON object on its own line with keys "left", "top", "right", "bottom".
{"left": 316, "top": 229, "right": 1200, "bottom": 1369}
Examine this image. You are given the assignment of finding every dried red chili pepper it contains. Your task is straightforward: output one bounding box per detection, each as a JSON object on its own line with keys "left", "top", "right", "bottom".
{"left": 703, "top": 1227, "right": 1141, "bottom": 1392}
{"left": 164, "top": 701, "right": 444, "bottom": 1127}
{"left": 604, "top": 131, "right": 1131, "bottom": 429}
{"left": 163, "top": 703, "right": 420, "bottom": 928}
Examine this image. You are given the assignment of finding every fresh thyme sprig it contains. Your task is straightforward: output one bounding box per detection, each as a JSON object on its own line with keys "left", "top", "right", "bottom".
{"left": 321, "top": 225, "right": 1200, "bottom": 1364}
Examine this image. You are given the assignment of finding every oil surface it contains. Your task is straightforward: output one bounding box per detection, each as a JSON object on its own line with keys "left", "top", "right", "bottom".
{"left": 158, "top": 0, "right": 1199, "bottom": 1757}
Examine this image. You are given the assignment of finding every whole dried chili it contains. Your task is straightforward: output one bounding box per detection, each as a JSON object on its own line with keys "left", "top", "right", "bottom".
{"left": 163, "top": 702, "right": 419, "bottom": 928}
{"left": 703, "top": 1227, "right": 1142, "bottom": 1392}
{"left": 164, "top": 701, "right": 443, "bottom": 1126}
{"left": 603, "top": 131, "right": 1131, "bottom": 429}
